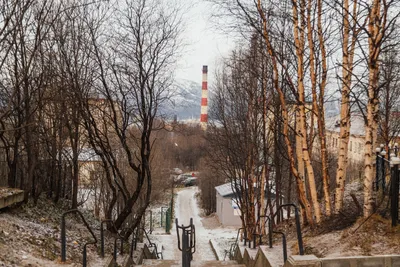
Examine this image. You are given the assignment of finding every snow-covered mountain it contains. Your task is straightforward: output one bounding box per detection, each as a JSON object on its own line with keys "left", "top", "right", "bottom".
{"left": 163, "top": 79, "right": 202, "bottom": 121}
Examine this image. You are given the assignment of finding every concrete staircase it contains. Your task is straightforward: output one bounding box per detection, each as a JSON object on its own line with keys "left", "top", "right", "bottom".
{"left": 142, "top": 259, "right": 246, "bottom": 267}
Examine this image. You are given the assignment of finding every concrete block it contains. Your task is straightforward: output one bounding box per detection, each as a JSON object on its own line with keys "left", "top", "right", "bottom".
{"left": 143, "top": 244, "right": 154, "bottom": 259}
{"left": 390, "top": 255, "right": 400, "bottom": 267}
{"left": 252, "top": 248, "right": 273, "bottom": 267}
{"left": 242, "top": 248, "right": 257, "bottom": 267}
{"left": 322, "top": 256, "right": 390, "bottom": 267}
{"left": 0, "top": 188, "right": 24, "bottom": 209}
{"left": 122, "top": 255, "right": 134, "bottom": 267}
{"left": 103, "top": 255, "right": 115, "bottom": 267}
{"left": 234, "top": 245, "right": 244, "bottom": 264}
{"left": 284, "top": 255, "right": 321, "bottom": 267}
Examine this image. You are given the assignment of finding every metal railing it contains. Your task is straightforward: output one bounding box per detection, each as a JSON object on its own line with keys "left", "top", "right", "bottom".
{"left": 390, "top": 157, "right": 400, "bottom": 227}
{"left": 146, "top": 210, "right": 153, "bottom": 234}
{"left": 273, "top": 203, "right": 304, "bottom": 255}
{"left": 139, "top": 227, "right": 162, "bottom": 259}
{"left": 375, "top": 146, "right": 400, "bottom": 227}
{"left": 260, "top": 215, "right": 272, "bottom": 248}
{"left": 375, "top": 150, "right": 390, "bottom": 193}
{"left": 130, "top": 227, "right": 139, "bottom": 258}
{"left": 61, "top": 209, "right": 97, "bottom": 267}
{"left": 273, "top": 230, "right": 287, "bottom": 262}
{"left": 176, "top": 218, "right": 196, "bottom": 267}
{"left": 100, "top": 219, "right": 125, "bottom": 259}
{"left": 225, "top": 227, "right": 243, "bottom": 260}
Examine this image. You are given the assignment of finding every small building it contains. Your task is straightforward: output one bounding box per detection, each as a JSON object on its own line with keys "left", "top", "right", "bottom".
{"left": 215, "top": 182, "right": 280, "bottom": 227}
{"left": 215, "top": 183, "right": 242, "bottom": 227}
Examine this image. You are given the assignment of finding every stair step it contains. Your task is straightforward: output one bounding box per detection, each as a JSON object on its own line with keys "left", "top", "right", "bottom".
{"left": 142, "top": 259, "right": 179, "bottom": 267}
{"left": 142, "top": 259, "right": 245, "bottom": 267}
{"left": 192, "top": 260, "right": 246, "bottom": 267}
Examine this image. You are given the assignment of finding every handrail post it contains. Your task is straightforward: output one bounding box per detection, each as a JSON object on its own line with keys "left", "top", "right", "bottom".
{"left": 135, "top": 227, "right": 139, "bottom": 250}
{"left": 274, "top": 231, "right": 287, "bottom": 262}
{"left": 130, "top": 232, "right": 134, "bottom": 258}
{"left": 83, "top": 245, "right": 87, "bottom": 267}
{"left": 268, "top": 217, "right": 272, "bottom": 248}
{"left": 100, "top": 221, "right": 105, "bottom": 258}
{"left": 260, "top": 215, "right": 273, "bottom": 248}
{"left": 61, "top": 215, "right": 66, "bottom": 262}
{"left": 243, "top": 229, "right": 247, "bottom": 246}
{"left": 113, "top": 238, "right": 117, "bottom": 262}
{"left": 61, "top": 210, "right": 97, "bottom": 265}
{"left": 275, "top": 204, "right": 303, "bottom": 255}
{"left": 149, "top": 210, "right": 153, "bottom": 234}
{"left": 294, "top": 206, "right": 304, "bottom": 255}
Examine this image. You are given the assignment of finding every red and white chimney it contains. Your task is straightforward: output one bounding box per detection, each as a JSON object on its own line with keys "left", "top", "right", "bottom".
{"left": 200, "top": 65, "right": 208, "bottom": 130}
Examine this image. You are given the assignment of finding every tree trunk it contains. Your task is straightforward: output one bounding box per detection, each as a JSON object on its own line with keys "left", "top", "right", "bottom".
{"left": 295, "top": 109, "right": 306, "bottom": 199}
{"left": 256, "top": 0, "right": 314, "bottom": 226}
{"left": 292, "top": 0, "right": 321, "bottom": 223}
{"left": 307, "top": 0, "right": 331, "bottom": 216}
{"left": 364, "top": 0, "right": 382, "bottom": 217}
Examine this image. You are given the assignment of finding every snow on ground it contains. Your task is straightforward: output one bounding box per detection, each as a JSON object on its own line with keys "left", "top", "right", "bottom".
{"left": 149, "top": 187, "right": 239, "bottom": 262}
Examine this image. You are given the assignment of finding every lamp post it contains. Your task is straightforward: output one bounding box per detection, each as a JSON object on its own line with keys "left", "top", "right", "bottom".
{"left": 381, "top": 149, "right": 387, "bottom": 191}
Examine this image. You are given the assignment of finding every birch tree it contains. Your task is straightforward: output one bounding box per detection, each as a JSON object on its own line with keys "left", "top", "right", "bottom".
{"left": 362, "top": 0, "right": 400, "bottom": 217}
{"left": 333, "top": 0, "right": 361, "bottom": 213}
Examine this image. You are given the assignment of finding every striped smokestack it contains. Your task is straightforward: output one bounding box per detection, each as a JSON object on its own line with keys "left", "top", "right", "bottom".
{"left": 200, "top": 65, "right": 208, "bottom": 130}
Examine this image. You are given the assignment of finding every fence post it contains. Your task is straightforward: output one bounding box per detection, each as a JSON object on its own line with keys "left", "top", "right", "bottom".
{"left": 166, "top": 208, "right": 171, "bottom": 234}
{"left": 391, "top": 157, "right": 400, "bottom": 227}
{"left": 381, "top": 149, "right": 387, "bottom": 191}
{"left": 376, "top": 147, "right": 381, "bottom": 191}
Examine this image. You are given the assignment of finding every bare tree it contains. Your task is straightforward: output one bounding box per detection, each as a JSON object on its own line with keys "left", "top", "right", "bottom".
{"left": 332, "top": 0, "right": 362, "bottom": 213}
{"left": 361, "top": 0, "right": 400, "bottom": 217}
{"left": 379, "top": 45, "right": 400, "bottom": 146}
{"left": 82, "top": 0, "right": 183, "bottom": 233}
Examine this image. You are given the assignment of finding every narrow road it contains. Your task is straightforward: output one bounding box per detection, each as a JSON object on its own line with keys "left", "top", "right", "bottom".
{"left": 173, "top": 187, "right": 216, "bottom": 261}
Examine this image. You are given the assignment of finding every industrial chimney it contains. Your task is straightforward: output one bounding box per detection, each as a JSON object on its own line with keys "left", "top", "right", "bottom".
{"left": 200, "top": 65, "right": 208, "bottom": 130}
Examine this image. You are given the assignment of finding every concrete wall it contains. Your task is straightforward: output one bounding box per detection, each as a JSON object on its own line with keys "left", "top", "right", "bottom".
{"left": 233, "top": 245, "right": 400, "bottom": 267}
{"left": 215, "top": 193, "right": 242, "bottom": 227}
{"left": 284, "top": 255, "right": 400, "bottom": 267}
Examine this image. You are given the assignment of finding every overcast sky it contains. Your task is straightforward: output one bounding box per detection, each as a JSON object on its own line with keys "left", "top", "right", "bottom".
{"left": 175, "top": 1, "right": 234, "bottom": 87}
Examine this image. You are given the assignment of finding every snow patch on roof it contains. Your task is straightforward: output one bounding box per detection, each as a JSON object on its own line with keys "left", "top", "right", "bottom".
{"left": 215, "top": 183, "right": 234, "bottom": 197}
{"left": 63, "top": 147, "right": 101, "bottom": 162}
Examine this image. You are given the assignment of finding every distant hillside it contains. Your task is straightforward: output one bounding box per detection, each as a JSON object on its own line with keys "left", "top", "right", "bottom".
{"left": 162, "top": 79, "right": 202, "bottom": 121}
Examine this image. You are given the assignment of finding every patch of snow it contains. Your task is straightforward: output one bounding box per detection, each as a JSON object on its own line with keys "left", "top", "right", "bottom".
{"left": 149, "top": 187, "right": 240, "bottom": 262}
